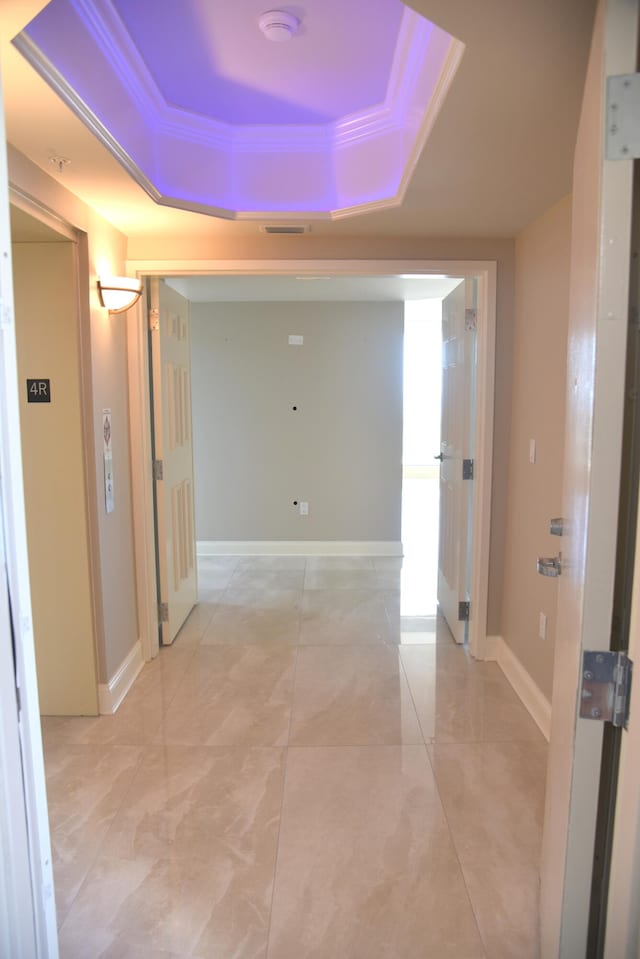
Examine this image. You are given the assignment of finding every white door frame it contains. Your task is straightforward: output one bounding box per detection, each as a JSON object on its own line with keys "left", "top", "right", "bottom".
{"left": 126, "top": 258, "right": 496, "bottom": 662}
{"left": 0, "top": 73, "right": 58, "bottom": 956}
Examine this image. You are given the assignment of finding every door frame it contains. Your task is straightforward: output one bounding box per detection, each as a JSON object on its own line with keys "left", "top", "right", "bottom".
{"left": 0, "top": 83, "right": 58, "bottom": 956}
{"left": 126, "top": 258, "right": 497, "bottom": 663}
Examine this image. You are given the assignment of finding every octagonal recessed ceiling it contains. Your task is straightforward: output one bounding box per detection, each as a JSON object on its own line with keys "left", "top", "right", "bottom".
{"left": 14, "top": 0, "right": 464, "bottom": 221}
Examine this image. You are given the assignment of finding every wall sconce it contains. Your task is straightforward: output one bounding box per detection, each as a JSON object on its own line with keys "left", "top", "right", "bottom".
{"left": 97, "top": 276, "right": 143, "bottom": 314}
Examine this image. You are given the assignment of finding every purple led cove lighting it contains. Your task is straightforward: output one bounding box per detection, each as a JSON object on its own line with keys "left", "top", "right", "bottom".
{"left": 110, "top": 0, "right": 403, "bottom": 125}
{"left": 16, "top": 0, "right": 463, "bottom": 219}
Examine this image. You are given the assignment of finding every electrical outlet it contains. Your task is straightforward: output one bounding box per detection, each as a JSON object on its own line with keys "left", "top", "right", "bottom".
{"left": 538, "top": 612, "right": 547, "bottom": 640}
{"left": 299, "top": 501, "right": 309, "bottom": 515}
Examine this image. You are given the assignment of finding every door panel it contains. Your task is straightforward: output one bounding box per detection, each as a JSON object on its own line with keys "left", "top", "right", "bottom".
{"left": 438, "top": 280, "right": 474, "bottom": 644}
{"left": 150, "top": 278, "right": 197, "bottom": 645}
{"left": 540, "top": 0, "right": 638, "bottom": 954}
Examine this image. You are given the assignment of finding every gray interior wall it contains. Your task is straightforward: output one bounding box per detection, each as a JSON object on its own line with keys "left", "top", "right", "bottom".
{"left": 191, "top": 300, "right": 404, "bottom": 543}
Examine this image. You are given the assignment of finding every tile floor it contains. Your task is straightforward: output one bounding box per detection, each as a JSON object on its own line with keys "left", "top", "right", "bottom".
{"left": 42, "top": 554, "right": 546, "bottom": 958}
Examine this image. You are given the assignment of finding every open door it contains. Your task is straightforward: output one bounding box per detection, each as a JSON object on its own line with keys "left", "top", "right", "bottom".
{"left": 149, "top": 277, "right": 197, "bottom": 645}
{"left": 540, "top": 0, "right": 639, "bottom": 954}
{"left": 437, "top": 279, "right": 475, "bottom": 644}
{"left": 0, "top": 64, "right": 57, "bottom": 955}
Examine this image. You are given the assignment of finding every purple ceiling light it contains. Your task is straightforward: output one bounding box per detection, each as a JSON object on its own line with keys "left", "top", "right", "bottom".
{"left": 14, "top": 0, "right": 464, "bottom": 221}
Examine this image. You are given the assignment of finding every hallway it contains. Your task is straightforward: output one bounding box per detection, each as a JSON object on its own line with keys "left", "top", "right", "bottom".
{"left": 42, "top": 555, "right": 546, "bottom": 958}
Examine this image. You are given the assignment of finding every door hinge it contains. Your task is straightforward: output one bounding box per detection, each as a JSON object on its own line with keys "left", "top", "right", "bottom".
{"left": 465, "top": 308, "right": 478, "bottom": 332}
{"left": 158, "top": 602, "right": 169, "bottom": 624}
{"left": 606, "top": 74, "right": 640, "bottom": 160}
{"left": 463, "top": 458, "right": 474, "bottom": 480}
{"left": 149, "top": 308, "right": 160, "bottom": 331}
{"left": 580, "top": 651, "right": 633, "bottom": 729}
{"left": 153, "top": 459, "right": 163, "bottom": 481}
{"left": 458, "top": 601, "right": 470, "bottom": 622}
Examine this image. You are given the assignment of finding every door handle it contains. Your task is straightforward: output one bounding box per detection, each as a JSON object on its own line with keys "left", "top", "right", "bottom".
{"left": 537, "top": 555, "right": 562, "bottom": 577}
{"left": 434, "top": 453, "right": 444, "bottom": 461}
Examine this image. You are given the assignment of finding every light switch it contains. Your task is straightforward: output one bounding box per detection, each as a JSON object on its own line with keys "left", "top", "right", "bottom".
{"left": 529, "top": 438, "right": 536, "bottom": 464}
{"left": 299, "top": 501, "right": 309, "bottom": 515}
{"left": 288, "top": 335, "right": 304, "bottom": 345}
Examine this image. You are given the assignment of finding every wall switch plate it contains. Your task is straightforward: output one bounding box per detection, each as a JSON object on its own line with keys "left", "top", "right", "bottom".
{"left": 539, "top": 611, "right": 547, "bottom": 640}
{"left": 288, "top": 335, "right": 304, "bottom": 345}
{"left": 299, "top": 501, "right": 309, "bottom": 515}
{"left": 529, "top": 438, "right": 536, "bottom": 464}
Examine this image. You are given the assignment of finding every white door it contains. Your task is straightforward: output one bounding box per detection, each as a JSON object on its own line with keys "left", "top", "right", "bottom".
{"left": 540, "top": 0, "right": 639, "bottom": 954}
{"left": 437, "top": 279, "right": 475, "bottom": 644}
{"left": 150, "top": 278, "right": 197, "bottom": 645}
{"left": 0, "top": 63, "right": 58, "bottom": 956}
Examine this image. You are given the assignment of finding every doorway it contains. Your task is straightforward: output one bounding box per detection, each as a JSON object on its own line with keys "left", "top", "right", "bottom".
{"left": 9, "top": 203, "right": 99, "bottom": 715}
{"left": 127, "top": 260, "right": 496, "bottom": 663}
{"left": 401, "top": 297, "right": 442, "bottom": 618}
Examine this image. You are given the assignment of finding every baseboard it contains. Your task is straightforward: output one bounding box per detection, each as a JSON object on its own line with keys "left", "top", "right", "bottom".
{"left": 197, "top": 540, "right": 403, "bottom": 556}
{"left": 486, "top": 635, "right": 551, "bottom": 741}
{"left": 98, "top": 639, "right": 144, "bottom": 715}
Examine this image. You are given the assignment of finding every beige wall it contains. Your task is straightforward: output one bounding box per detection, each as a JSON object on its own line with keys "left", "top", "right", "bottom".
{"left": 13, "top": 241, "right": 98, "bottom": 714}
{"left": 191, "top": 300, "right": 404, "bottom": 543}
{"left": 8, "top": 147, "right": 138, "bottom": 685}
{"left": 501, "top": 195, "right": 572, "bottom": 700}
{"left": 130, "top": 236, "right": 514, "bottom": 635}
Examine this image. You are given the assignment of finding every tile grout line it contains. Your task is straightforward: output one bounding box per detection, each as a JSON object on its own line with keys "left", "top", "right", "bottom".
{"left": 263, "top": 568, "right": 304, "bottom": 958}
{"left": 422, "top": 741, "right": 490, "bottom": 958}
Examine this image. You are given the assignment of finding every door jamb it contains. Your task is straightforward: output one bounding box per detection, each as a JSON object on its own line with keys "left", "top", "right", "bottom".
{"left": 126, "top": 258, "right": 496, "bottom": 662}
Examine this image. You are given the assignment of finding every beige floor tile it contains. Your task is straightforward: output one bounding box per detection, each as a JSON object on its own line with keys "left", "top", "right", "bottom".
{"left": 43, "top": 648, "right": 195, "bottom": 748}
{"left": 197, "top": 555, "right": 238, "bottom": 572}
{"left": 305, "top": 556, "right": 375, "bottom": 570}
{"left": 299, "top": 589, "right": 391, "bottom": 644}
{"left": 44, "top": 744, "right": 142, "bottom": 924}
{"left": 372, "top": 556, "right": 404, "bottom": 571}
{"left": 221, "top": 588, "right": 302, "bottom": 611}
{"left": 236, "top": 556, "right": 307, "bottom": 571}
{"left": 58, "top": 851, "right": 275, "bottom": 959}
{"left": 462, "top": 861, "right": 541, "bottom": 959}
{"left": 384, "top": 594, "right": 455, "bottom": 641}
{"left": 201, "top": 604, "right": 301, "bottom": 645}
{"left": 401, "top": 645, "right": 546, "bottom": 743}
{"left": 155, "top": 646, "right": 296, "bottom": 746}
{"left": 304, "top": 568, "right": 380, "bottom": 590}
{"left": 44, "top": 554, "right": 544, "bottom": 955}
{"left": 228, "top": 569, "right": 305, "bottom": 590}
{"left": 267, "top": 746, "right": 486, "bottom": 959}
{"left": 428, "top": 741, "right": 547, "bottom": 866}
{"left": 197, "top": 566, "right": 236, "bottom": 591}
{"left": 173, "top": 601, "right": 220, "bottom": 645}
{"left": 289, "top": 646, "right": 423, "bottom": 745}
{"left": 104, "top": 746, "right": 286, "bottom": 864}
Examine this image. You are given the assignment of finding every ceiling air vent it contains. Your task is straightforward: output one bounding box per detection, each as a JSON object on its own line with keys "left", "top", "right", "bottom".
{"left": 261, "top": 224, "right": 311, "bottom": 235}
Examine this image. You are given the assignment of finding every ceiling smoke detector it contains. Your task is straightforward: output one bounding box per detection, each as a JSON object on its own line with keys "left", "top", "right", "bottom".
{"left": 258, "top": 10, "right": 300, "bottom": 42}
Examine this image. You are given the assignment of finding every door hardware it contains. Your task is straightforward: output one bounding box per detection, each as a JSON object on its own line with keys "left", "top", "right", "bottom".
{"left": 580, "top": 651, "right": 633, "bottom": 728}
{"left": 537, "top": 554, "right": 562, "bottom": 577}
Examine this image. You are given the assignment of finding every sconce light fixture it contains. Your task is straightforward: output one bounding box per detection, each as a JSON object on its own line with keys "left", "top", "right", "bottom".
{"left": 97, "top": 275, "right": 143, "bottom": 314}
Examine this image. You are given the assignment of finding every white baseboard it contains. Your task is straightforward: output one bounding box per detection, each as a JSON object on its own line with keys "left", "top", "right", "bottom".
{"left": 197, "top": 540, "right": 403, "bottom": 557}
{"left": 98, "top": 639, "right": 144, "bottom": 715}
{"left": 486, "top": 635, "right": 551, "bottom": 741}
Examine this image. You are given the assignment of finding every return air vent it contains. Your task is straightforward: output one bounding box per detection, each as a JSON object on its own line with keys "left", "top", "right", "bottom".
{"left": 261, "top": 224, "right": 311, "bottom": 235}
